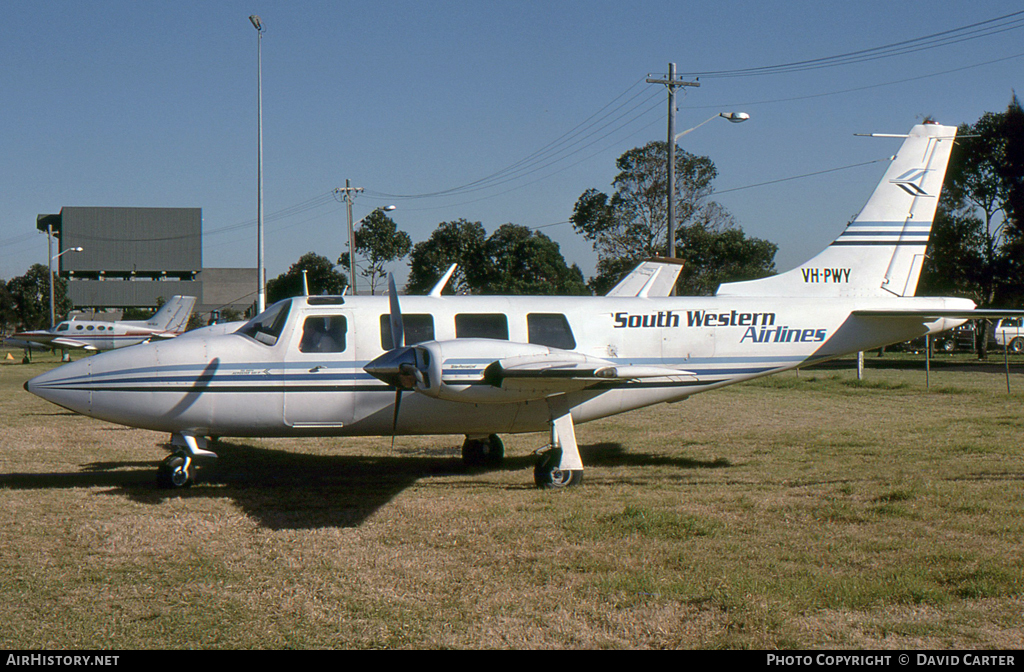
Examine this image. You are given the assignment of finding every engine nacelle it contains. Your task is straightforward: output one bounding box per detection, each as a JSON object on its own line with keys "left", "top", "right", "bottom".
{"left": 417, "top": 338, "right": 601, "bottom": 404}
{"left": 364, "top": 338, "right": 613, "bottom": 405}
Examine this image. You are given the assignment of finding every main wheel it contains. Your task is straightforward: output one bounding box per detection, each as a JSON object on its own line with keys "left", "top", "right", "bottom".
{"left": 157, "top": 453, "right": 194, "bottom": 489}
{"left": 534, "top": 449, "right": 583, "bottom": 489}
{"left": 1010, "top": 337, "right": 1024, "bottom": 354}
{"left": 462, "top": 434, "right": 505, "bottom": 468}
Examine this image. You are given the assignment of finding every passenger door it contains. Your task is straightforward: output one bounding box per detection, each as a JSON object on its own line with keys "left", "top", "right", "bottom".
{"left": 282, "top": 312, "right": 356, "bottom": 428}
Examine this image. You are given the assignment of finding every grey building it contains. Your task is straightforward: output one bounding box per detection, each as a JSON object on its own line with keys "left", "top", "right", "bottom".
{"left": 38, "top": 207, "right": 256, "bottom": 319}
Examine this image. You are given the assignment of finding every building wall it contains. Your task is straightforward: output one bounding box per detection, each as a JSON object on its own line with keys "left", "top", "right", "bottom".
{"left": 67, "top": 279, "right": 203, "bottom": 308}
{"left": 58, "top": 207, "right": 201, "bottom": 276}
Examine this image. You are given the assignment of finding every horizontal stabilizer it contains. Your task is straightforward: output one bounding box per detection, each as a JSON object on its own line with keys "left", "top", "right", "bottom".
{"left": 606, "top": 258, "right": 684, "bottom": 297}
{"left": 853, "top": 308, "right": 1024, "bottom": 320}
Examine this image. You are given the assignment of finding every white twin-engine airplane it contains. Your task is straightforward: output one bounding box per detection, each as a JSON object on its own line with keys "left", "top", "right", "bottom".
{"left": 10, "top": 295, "right": 196, "bottom": 353}
{"left": 23, "top": 122, "right": 1020, "bottom": 490}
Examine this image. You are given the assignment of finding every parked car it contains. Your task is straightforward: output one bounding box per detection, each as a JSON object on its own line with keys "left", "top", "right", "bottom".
{"left": 994, "top": 317, "right": 1024, "bottom": 353}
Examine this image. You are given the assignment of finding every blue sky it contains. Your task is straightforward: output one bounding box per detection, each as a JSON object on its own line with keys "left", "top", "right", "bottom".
{"left": 2, "top": 1, "right": 1022, "bottom": 291}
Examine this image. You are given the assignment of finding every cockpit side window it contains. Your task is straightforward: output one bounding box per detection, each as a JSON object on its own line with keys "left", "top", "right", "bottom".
{"left": 238, "top": 300, "right": 292, "bottom": 346}
{"left": 455, "top": 313, "right": 509, "bottom": 340}
{"left": 527, "top": 313, "right": 576, "bottom": 349}
{"left": 57, "top": 323, "right": 70, "bottom": 332}
{"left": 299, "top": 315, "right": 347, "bottom": 353}
{"left": 379, "top": 314, "right": 435, "bottom": 349}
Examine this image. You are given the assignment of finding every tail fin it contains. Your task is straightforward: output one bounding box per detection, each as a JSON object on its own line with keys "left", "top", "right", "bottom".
{"left": 716, "top": 122, "right": 956, "bottom": 298}
{"left": 143, "top": 296, "right": 197, "bottom": 332}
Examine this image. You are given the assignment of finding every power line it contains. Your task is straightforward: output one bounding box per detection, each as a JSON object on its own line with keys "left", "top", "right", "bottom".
{"left": 690, "top": 10, "right": 1024, "bottom": 79}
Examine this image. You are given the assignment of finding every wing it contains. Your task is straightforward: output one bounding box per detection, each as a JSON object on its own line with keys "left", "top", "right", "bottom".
{"left": 483, "top": 355, "right": 697, "bottom": 398}
{"left": 48, "top": 338, "right": 93, "bottom": 350}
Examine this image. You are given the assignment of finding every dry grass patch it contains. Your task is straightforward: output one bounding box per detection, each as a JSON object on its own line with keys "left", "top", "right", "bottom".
{"left": 2, "top": 351, "right": 1024, "bottom": 648}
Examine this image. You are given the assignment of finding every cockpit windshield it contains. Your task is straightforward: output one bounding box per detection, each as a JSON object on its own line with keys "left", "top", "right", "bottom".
{"left": 237, "top": 300, "right": 292, "bottom": 346}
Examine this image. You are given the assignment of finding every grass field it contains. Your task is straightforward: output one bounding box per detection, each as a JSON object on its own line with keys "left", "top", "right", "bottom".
{"left": 1, "top": 348, "right": 1023, "bottom": 649}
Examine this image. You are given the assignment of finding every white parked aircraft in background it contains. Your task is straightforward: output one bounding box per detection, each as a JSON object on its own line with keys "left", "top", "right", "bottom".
{"left": 24, "top": 123, "right": 1024, "bottom": 490}
{"left": 11, "top": 296, "right": 196, "bottom": 353}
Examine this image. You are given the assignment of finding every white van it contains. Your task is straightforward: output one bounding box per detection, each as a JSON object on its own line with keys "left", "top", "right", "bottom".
{"left": 994, "top": 318, "right": 1024, "bottom": 353}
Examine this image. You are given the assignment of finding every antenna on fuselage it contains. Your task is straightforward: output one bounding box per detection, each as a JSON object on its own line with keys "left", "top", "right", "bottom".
{"left": 428, "top": 264, "right": 458, "bottom": 297}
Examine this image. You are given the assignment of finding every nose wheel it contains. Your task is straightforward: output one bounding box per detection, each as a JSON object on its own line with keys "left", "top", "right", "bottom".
{"left": 157, "top": 452, "right": 194, "bottom": 489}
{"left": 157, "top": 432, "right": 218, "bottom": 489}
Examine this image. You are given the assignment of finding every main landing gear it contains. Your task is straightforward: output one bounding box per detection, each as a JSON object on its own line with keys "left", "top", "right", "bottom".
{"left": 532, "top": 405, "right": 583, "bottom": 489}
{"left": 157, "top": 432, "right": 218, "bottom": 489}
{"left": 461, "top": 434, "right": 505, "bottom": 468}
{"left": 462, "top": 408, "right": 584, "bottom": 489}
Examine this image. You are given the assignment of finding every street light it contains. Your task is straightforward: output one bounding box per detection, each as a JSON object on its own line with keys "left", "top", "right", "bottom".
{"left": 674, "top": 112, "right": 750, "bottom": 141}
{"left": 667, "top": 111, "right": 749, "bottom": 260}
{"left": 49, "top": 246, "right": 83, "bottom": 328}
{"left": 250, "top": 14, "right": 265, "bottom": 314}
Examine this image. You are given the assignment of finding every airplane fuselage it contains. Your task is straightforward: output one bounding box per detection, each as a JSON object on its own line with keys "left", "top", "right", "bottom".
{"left": 26, "top": 292, "right": 972, "bottom": 439}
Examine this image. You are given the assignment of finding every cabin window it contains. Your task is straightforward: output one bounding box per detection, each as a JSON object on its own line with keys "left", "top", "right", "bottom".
{"left": 299, "top": 315, "right": 347, "bottom": 353}
{"left": 238, "top": 300, "right": 291, "bottom": 346}
{"left": 75, "top": 325, "right": 84, "bottom": 331}
{"left": 455, "top": 313, "right": 509, "bottom": 340}
{"left": 379, "top": 314, "right": 435, "bottom": 349}
{"left": 527, "top": 313, "right": 576, "bottom": 349}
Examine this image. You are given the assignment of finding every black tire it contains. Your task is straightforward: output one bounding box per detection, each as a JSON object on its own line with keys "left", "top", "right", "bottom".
{"left": 940, "top": 338, "right": 955, "bottom": 353}
{"left": 1010, "top": 337, "right": 1024, "bottom": 354}
{"left": 534, "top": 449, "right": 583, "bottom": 489}
{"left": 462, "top": 434, "right": 505, "bottom": 468}
{"left": 157, "top": 453, "right": 194, "bottom": 489}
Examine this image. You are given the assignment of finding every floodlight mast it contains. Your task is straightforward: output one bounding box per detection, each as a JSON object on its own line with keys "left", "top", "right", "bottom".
{"left": 250, "top": 15, "right": 265, "bottom": 313}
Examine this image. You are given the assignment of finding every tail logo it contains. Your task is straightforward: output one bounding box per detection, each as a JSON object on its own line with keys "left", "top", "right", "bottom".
{"left": 890, "top": 168, "right": 930, "bottom": 197}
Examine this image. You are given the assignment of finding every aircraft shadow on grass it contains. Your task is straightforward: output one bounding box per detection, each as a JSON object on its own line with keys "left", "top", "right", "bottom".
{"left": 0, "top": 440, "right": 729, "bottom": 530}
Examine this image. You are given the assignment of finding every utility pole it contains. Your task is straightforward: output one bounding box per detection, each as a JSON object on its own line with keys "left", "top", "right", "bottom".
{"left": 646, "top": 63, "right": 699, "bottom": 260}
{"left": 334, "top": 180, "right": 364, "bottom": 294}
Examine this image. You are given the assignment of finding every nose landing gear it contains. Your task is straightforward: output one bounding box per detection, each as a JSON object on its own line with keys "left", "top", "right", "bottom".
{"left": 157, "top": 432, "right": 218, "bottom": 489}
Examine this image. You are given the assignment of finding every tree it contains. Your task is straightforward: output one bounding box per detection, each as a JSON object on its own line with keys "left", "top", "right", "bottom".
{"left": 476, "top": 224, "right": 588, "bottom": 295}
{"left": 6, "top": 264, "right": 71, "bottom": 330}
{"left": 266, "top": 252, "right": 348, "bottom": 304}
{"left": 572, "top": 140, "right": 776, "bottom": 294}
{"left": 406, "top": 219, "right": 488, "bottom": 294}
{"left": 0, "top": 281, "right": 16, "bottom": 335}
{"left": 339, "top": 209, "right": 412, "bottom": 295}
{"left": 676, "top": 221, "right": 778, "bottom": 296}
{"left": 919, "top": 95, "right": 1024, "bottom": 356}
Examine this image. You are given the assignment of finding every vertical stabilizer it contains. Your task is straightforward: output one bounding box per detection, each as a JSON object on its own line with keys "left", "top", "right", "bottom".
{"left": 136, "top": 296, "right": 197, "bottom": 332}
{"left": 716, "top": 122, "right": 956, "bottom": 298}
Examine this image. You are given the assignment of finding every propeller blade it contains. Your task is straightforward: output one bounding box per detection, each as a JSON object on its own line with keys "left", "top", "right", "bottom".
{"left": 390, "top": 387, "right": 403, "bottom": 449}
{"left": 388, "top": 274, "right": 404, "bottom": 350}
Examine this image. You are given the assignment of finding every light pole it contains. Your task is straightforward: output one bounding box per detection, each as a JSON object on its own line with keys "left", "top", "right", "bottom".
{"left": 49, "top": 246, "right": 83, "bottom": 328}
{"left": 250, "top": 14, "right": 265, "bottom": 314}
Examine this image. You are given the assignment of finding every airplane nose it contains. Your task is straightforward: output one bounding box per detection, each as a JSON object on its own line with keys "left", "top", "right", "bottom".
{"left": 24, "top": 357, "right": 92, "bottom": 415}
